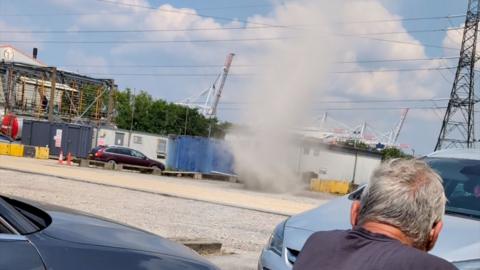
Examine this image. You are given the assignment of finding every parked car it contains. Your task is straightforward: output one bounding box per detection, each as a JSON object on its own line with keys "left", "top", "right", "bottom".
{"left": 258, "top": 148, "right": 480, "bottom": 270}
{"left": 0, "top": 194, "right": 219, "bottom": 270}
{"left": 90, "top": 146, "right": 165, "bottom": 171}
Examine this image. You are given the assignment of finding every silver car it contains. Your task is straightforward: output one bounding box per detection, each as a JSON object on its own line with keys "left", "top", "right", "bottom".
{"left": 259, "top": 149, "right": 480, "bottom": 270}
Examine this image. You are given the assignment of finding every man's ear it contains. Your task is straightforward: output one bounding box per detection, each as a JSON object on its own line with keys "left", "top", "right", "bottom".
{"left": 350, "top": 201, "right": 361, "bottom": 228}
{"left": 426, "top": 221, "right": 443, "bottom": 251}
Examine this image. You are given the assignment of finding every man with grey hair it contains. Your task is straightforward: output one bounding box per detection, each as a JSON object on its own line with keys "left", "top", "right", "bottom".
{"left": 293, "top": 159, "right": 457, "bottom": 270}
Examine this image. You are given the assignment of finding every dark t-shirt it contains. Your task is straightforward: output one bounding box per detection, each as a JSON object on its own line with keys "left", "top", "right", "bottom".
{"left": 293, "top": 227, "right": 457, "bottom": 270}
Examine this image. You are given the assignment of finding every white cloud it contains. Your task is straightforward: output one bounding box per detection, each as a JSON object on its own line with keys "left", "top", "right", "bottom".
{"left": 39, "top": 0, "right": 460, "bottom": 154}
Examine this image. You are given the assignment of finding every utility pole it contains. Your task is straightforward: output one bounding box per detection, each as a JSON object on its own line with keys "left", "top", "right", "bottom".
{"left": 106, "top": 81, "right": 116, "bottom": 125}
{"left": 48, "top": 67, "right": 57, "bottom": 122}
{"left": 435, "top": 0, "right": 479, "bottom": 150}
{"left": 128, "top": 88, "right": 136, "bottom": 147}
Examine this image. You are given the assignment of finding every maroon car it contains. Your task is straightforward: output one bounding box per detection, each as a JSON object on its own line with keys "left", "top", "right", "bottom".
{"left": 90, "top": 146, "right": 165, "bottom": 171}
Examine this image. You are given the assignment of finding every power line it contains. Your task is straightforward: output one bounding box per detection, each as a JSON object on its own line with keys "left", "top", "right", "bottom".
{"left": 56, "top": 57, "right": 458, "bottom": 69}
{"left": 0, "top": 6, "right": 466, "bottom": 25}
{"left": 338, "top": 14, "right": 466, "bottom": 24}
{"left": 0, "top": 26, "right": 463, "bottom": 35}
{"left": 0, "top": 37, "right": 290, "bottom": 44}
{"left": 0, "top": 36, "right": 460, "bottom": 52}
{"left": 333, "top": 66, "right": 457, "bottom": 74}
{"left": 84, "top": 72, "right": 252, "bottom": 77}
{"left": 195, "top": 4, "right": 272, "bottom": 11}
{"left": 320, "top": 106, "right": 448, "bottom": 111}
{"left": 81, "top": 66, "right": 457, "bottom": 77}
{"left": 337, "top": 56, "right": 459, "bottom": 64}
{"left": 0, "top": 4, "right": 272, "bottom": 17}
{"left": 60, "top": 64, "right": 257, "bottom": 68}
{"left": 96, "top": 0, "right": 469, "bottom": 31}
{"left": 96, "top": 0, "right": 280, "bottom": 27}
{"left": 340, "top": 34, "right": 460, "bottom": 51}
{"left": 217, "top": 106, "right": 448, "bottom": 111}
{"left": 191, "top": 98, "right": 450, "bottom": 105}
{"left": 352, "top": 27, "right": 464, "bottom": 36}
{"left": 0, "top": 26, "right": 284, "bottom": 34}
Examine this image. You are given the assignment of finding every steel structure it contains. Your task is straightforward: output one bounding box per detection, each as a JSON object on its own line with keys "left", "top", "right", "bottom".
{"left": 0, "top": 62, "right": 116, "bottom": 124}
{"left": 435, "top": 0, "right": 479, "bottom": 150}
{"left": 177, "top": 53, "right": 235, "bottom": 118}
{"left": 300, "top": 109, "right": 409, "bottom": 148}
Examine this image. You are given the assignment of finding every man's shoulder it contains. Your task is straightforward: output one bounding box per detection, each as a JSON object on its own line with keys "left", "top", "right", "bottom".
{"left": 391, "top": 245, "right": 457, "bottom": 270}
{"left": 300, "top": 230, "right": 350, "bottom": 253}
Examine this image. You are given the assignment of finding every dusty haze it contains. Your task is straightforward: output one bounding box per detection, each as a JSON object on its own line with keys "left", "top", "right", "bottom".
{"left": 228, "top": 1, "right": 341, "bottom": 192}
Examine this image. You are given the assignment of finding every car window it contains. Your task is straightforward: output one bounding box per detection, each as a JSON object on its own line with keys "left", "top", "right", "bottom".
{"left": 0, "top": 197, "right": 39, "bottom": 234}
{"left": 105, "top": 148, "right": 116, "bottom": 153}
{"left": 118, "top": 148, "right": 132, "bottom": 156}
{"left": 425, "top": 157, "right": 480, "bottom": 219}
{"left": 131, "top": 150, "right": 145, "bottom": 158}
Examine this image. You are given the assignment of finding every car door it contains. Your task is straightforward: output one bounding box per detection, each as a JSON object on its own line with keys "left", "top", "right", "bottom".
{"left": 0, "top": 235, "right": 46, "bottom": 270}
{"left": 116, "top": 148, "right": 134, "bottom": 165}
{"left": 130, "top": 150, "right": 148, "bottom": 167}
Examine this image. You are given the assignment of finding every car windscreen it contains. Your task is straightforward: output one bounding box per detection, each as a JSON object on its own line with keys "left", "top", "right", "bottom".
{"left": 425, "top": 157, "right": 480, "bottom": 220}
{"left": 0, "top": 196, "right": 40, "bottom": 234}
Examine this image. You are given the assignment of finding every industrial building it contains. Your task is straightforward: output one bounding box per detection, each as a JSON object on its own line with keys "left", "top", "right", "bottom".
{"left": 0, "top": 45, "right": 116, "bottom": 128}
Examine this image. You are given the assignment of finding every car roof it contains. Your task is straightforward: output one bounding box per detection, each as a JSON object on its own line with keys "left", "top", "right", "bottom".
{"left": 426, "top": 148, "right": 480, "bottom": 160}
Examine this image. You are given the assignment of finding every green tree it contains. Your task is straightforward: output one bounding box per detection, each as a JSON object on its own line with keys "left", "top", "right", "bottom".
{"left": 381, "top": 147, "right": 411, "bottom": 161}
{"left": 114, "top": 89, "right": 231, "bottom": 138}
{"left": 344, "top": 139, "right": 370, "bottom": 150}
{"left": 115, "top": 88, "right": 133, "bottom": 129}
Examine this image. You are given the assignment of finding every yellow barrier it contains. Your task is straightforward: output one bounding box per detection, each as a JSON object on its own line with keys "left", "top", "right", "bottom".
{"left": 0, "top": 143, "right": 49, "bottom": 159}
{"left": 310, "top": 179, "right": 351, "bottom": 195}
{"left": 9, "top": 144, "right": 24, "bottom": 157}
{"left": 35, "top": 147, "right": 50, "bottom": 160}
{"left": 0, "top": 143, "right": 10, "bottom": 155}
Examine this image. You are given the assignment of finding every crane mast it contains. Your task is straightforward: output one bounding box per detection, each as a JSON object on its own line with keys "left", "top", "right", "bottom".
{"left": 210, "top": 53, "right": 234, "bottom": 117}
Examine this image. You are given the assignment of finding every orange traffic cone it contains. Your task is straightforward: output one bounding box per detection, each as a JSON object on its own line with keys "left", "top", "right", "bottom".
{"left": 58, "top": 150, "right": 64, "bottom": 165}
{"left": 66, "top": 152, "right": 73, "bottom": 166}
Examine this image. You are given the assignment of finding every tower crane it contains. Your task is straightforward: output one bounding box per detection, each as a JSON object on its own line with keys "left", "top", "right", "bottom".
{"left": 176, "top": 53, "right": 235, "bottom": 118}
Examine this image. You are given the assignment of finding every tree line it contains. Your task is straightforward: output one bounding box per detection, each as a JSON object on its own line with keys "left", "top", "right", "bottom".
{"left": 115, "top": 89, "right": 231, "bottom": 138}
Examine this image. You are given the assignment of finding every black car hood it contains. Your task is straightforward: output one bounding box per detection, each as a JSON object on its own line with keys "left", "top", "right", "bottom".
{"left": 42, "top": 211, "right": 201, "bottom": 260}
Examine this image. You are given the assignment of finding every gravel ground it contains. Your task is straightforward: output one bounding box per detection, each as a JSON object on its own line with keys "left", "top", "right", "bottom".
{"left": 0, "top": 169, "right": 293, "bottom": 269}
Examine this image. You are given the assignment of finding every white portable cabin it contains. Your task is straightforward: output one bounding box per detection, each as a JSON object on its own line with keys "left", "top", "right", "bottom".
{"left": 299, "top": 139, "right": 382, "bottom": 185}
{"left": 93, "top": 128, "right": 168, "bottom": 162}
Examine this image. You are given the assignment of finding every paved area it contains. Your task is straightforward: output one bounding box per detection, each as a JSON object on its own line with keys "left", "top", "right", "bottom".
{"left": 0, "top": 156, "right": 335, "bottom": 269}
{"left": 0, "top": 169, "right": 282, "bottom": 269}
{"left": 0, "top": 155, "right": 325, "bottom": 216}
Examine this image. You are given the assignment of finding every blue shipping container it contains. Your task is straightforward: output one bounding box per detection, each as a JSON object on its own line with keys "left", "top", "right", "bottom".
{"left": 166, "top": 135, "right": 235, "bottom": 175}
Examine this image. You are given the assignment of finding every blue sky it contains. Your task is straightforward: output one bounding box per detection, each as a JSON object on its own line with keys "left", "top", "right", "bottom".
{"left": 0, "top": 0, "right": 476, "bottom": 154}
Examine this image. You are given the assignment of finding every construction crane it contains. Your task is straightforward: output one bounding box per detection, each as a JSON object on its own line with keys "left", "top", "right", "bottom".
{"left": 176, "top": 53, "right": 235, "bottom": 118}
{"left": 435, "top": 0, "right": 479, "bottom": 150}
{"left": 388, "top": 108, "right": 409, "bottom": 145}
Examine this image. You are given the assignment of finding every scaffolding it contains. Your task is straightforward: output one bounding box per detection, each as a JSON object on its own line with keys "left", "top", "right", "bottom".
{"left": 0, "top": 62, "right": 116, "bottom": 124}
